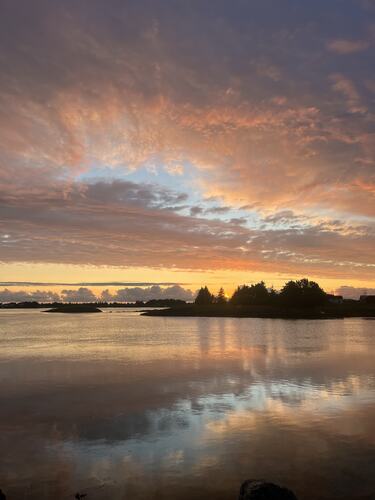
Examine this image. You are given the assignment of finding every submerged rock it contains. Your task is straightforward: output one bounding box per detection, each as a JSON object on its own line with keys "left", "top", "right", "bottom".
{"left": 239, "top": 480, "right": 298, "bottom": 499}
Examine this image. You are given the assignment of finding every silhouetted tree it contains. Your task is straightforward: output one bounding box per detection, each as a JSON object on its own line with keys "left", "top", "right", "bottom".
{"left": 279, "top": 278, "right": 326, "bottom": 308}
{"left": 146, "top": 299, "right": 186, "bottom": 307}
{"left": 268, "top": 286, "right": 278, "bottom": 305}
{"left": 230, "top": 285, "right": 252, "bottom": 305}
{"left": 195, "top": 286, "right": 214, "bottom": 305}
{"left": 215, "top": 287, "right": 227, "bottom": 305}
{"left": 230, "top": 282, "right": 269, "bottom": 305}
{"left": 251, "top": 281, "right": 269, "bottom": 305}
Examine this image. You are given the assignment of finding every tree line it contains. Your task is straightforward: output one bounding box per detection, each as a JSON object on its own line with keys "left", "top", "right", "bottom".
{"left": 195, "top": 279, "right": 328, "bottom": 308}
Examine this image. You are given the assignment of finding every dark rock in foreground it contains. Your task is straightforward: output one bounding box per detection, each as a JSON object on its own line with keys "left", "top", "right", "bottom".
{"left": 239, "top": 480, "right": 298, "bottom": 499}
{"left": 45, "top": 305, "right": 102, "bottom": 313}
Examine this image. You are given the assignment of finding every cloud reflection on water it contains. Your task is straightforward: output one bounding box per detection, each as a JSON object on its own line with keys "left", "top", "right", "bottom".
{"left": 0, "top": 311, "right": 374, "bottom": 499}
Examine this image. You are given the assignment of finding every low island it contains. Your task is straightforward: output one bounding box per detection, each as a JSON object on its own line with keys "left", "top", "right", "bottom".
{"left": 45, "top": 304, "right": 102, "bottom": 313}
{"left": 142, "top": 279, "right": 375, "bottom": 319}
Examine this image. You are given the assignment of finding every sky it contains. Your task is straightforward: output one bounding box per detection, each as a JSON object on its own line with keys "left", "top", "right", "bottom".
{"left": 0, "top": 0, "right": 374, "bottom": 301}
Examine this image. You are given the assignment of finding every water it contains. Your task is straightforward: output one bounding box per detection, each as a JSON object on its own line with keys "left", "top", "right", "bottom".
{"left": 0, "top": 310, "right": 374, "bottom": 499}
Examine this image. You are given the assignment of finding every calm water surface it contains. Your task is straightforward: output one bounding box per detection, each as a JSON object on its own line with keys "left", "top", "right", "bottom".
{"left": 0, "top": 310, "right": 374, "bottom": 499}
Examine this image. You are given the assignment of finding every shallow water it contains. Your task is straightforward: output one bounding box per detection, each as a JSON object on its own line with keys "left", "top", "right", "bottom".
{"left": 0, "top": 310, "right": 374, "bottom": 499}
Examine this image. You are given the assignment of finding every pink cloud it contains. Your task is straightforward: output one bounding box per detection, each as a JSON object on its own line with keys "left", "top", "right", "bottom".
{"left": 327, "top": 39, "right": 370, "bottom": 54}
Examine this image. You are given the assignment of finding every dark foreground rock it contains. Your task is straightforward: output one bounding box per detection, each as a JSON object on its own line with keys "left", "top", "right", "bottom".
{"left": 239, "top": 480, "right": 298, "bottom": 499}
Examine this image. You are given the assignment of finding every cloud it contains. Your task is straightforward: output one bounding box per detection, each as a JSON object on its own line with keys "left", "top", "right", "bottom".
{"left": 330, "top": 73, "right": 367, "bottom": 114}
{"left": 60, "top": 287, "right": 98, "bottom": 303}
{"left": 205, "top": 206, "right": 232, "bottom": 215}
{"left": 0, "top": 289, "right": 60, "bottom": 303}
{"left": 164, "top": 164, "right": 184, "bottom": 176}
{"left": 335, "top": 286, "right": 375, "bottom": 299}
{"left": 327, "top": 39, "right": 370, "bottom": 54}
{"left": 0, "top": 0, "right": 374, "bottom": 283}
{"left": 190, "top": 206, "right": 204, "bottom": 216}
{"left": 0, "top": 284, "right": 195, "bottom": 303}
{"left": 101, "top": 285, "right": 195, "bottom": 302}
{"left": 0, "top": 176, "right": 374, "bottom": 280}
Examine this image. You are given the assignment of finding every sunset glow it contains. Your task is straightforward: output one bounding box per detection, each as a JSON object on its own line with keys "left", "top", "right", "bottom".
{"left": 0, "top": 0, "right": 374, "bottom": 300}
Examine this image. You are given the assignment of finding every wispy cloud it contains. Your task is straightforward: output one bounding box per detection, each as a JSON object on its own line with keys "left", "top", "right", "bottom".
{"left": 327, "top": 39, "right": 370, "bottom": 54}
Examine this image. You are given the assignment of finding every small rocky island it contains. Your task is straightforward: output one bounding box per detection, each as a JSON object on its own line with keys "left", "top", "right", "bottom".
{"left": 45, "top": 304, "right": 102, "bottom": 313}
